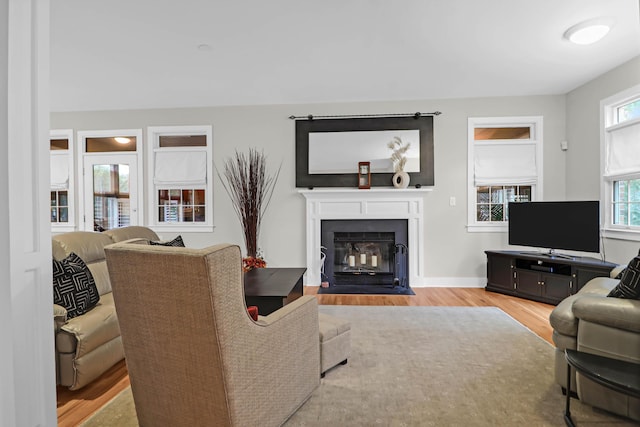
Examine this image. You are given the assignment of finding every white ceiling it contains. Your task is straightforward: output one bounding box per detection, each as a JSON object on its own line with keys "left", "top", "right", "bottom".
{"left": 50, "top": 0, "right": 640, "bottom": 112}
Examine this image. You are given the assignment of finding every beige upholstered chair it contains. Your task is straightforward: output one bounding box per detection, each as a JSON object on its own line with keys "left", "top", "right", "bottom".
{"left": 104, "top": 242, "right": 320, "bottom": 427}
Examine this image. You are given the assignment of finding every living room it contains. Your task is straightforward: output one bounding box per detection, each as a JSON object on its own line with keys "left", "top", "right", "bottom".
{"left": 3, "top": 1, "right": 640, "bottom": 426}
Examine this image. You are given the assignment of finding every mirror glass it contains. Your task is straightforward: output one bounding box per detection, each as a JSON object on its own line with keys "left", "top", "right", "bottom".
{"left": 308, "top": 129, "right": 420, "bottom": 174}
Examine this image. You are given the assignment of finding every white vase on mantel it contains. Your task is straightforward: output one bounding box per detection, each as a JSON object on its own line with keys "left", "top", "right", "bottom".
{"left": 392, "top": 170, "right": 410, "bottom": 188}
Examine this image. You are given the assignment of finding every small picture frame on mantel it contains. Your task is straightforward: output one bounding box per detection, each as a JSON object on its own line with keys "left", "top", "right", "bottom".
{"left": 358, "top": 161, "right": 371, "bottom": 189}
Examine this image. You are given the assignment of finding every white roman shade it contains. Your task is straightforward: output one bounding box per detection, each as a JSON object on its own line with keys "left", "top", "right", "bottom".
{"left": 604, "top": 120, "right": 640, "bottom": 179}
{"left": 154, "top": 151, "right": 207, "bottom": 186}
{"left": 50, "top": 154, "right": 69, "bottom": 190}
{"left": 474, "top": 143, "right": 538, "bottom": 186}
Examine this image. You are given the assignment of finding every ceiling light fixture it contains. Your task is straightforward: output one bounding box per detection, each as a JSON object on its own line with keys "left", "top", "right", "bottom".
{"left": 114, "top": 137, "right": 131, "bottom": 144}
{"left": 564, "top": 18, "right": 614, "bottom": 45}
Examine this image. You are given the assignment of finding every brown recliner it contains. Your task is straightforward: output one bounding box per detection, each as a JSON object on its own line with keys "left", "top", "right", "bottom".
{"left": 104, "top": 242, "right": 320, "bottom": 427}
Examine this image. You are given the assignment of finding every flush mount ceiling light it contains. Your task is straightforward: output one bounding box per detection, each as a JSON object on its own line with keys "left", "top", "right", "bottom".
{"left": 564, "top": 18, "right": 614, "bottom": 45}
{"left": 114, "top": 137, "right": 131, "bottom": 144}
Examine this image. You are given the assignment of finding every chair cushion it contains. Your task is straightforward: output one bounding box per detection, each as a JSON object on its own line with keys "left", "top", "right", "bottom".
{"left": 318, "top": 312, "right": 351, "bottom": 341}
{"left": 149, "top": 235, "right": 185, "bottom": 247}
{"left": 53, "top": 253, "right": 100, "bottom": 319}
{"left": 608, "top": 255, "right": 640, "bottom": 299}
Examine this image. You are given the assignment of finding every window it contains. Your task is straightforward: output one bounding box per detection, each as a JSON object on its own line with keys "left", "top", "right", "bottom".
{"left": 50, "top": 129, "right": 75, "bottom": 231}
{"left": 602, "top": 84, "right": 640, "bottom": 240}
{"left": 467, "top": 117, "right": 543, "bottom": 232}
{"left": 147, "top": 126, "right": 213, "bottom": 231}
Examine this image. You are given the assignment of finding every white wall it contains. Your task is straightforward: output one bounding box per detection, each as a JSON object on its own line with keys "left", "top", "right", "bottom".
{"left": 51, "top": 94, "right": 567, "bottom": 284}
{"left": 566, "top": 55, "right": 640, "bottom": 265}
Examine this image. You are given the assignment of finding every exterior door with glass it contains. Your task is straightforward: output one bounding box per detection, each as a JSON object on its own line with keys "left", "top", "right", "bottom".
{"left": 83, "top": 154, "right": 139, "bottom": 231}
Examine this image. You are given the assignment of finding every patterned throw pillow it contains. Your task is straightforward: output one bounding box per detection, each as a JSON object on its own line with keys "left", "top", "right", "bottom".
{"left": 608, "top": 255, "right": 640, "bottom": 299}
{"left": 149, "top": 235, "right": 185, "bottom": 247}
{"left": 52, "top": 253, "right": 100, "bottom": 319}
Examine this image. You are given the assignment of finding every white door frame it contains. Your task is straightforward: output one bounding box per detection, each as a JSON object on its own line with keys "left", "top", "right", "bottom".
{"left": 77, "top": 129, "right": 144, "bottom": 231}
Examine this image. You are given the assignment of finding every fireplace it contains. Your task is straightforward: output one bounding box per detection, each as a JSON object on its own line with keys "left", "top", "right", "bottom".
{"left": 300, "top": 188, "right": 429, "bottom": 287}
{"left": 321, "top": 219, "right": 408, "bottom": 287}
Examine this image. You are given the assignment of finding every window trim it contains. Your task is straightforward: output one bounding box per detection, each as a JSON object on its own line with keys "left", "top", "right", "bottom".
{"left": 147, "top": 125, "right": 214, "bottom": 232}
{"left": 601, "top": 83, "right": 640, "bottom": 242}
{"left": 467, "top": 116, "right": 543, "bottom": 233}
{"left": 50, "top": 129, "right": 75, "bottom": 232}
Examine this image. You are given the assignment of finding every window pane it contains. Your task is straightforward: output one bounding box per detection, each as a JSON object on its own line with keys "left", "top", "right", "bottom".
{"left": 92, "top": 164, "right": 131, "bottom": 231}
{"left": 182, "top": 189, "right": 193, "bottom": 205}
{"left": 477, "top": 186, "right": 489, "bottom": 203}
{"left": 194, "top": 189, "right": 205, "bottom": 205}
{"left": 617, "top": 99, "right": 640, "bottom": 123}
{"left": 50, "top": 139, "right": 69, "bottom": 150}
{"left": 491, "top": 204, "right": 504, "bottom": 221}
{"left": 59, "top": 208, "right": 68, "bottom": 222}
{"left": 59, "top": 191, "right": 68, "bottom": 206}
{"left": 86, "top": 136, "right": 137, "bottom": 152}
{"left": 630, "top": 179, "right": 640, "bottom": 202}
{"left": 631, "top": 203, "right": 640, "bottom": 226}
{"left": 195, "top": 206, "right": 205, "bottom": 222}
{"left": 182, "top": 206, "right": 194, "bottom": 222}
{"left": 491, "top": 187, "right": 504, "bottom": 203}
{"left": 477, "top": 204, "right": 489, "bottom": 222}
{"left": 474, "top": 127, "right": 530, "bottom": 140}
{"left": 159, "top": 135, "right": 206, "bottom": 147}
{"left": 517, "top": 187, "right": 531, "bottom": 202}
{"left": 118, "top": 165, "right": 130, "bottom": 194}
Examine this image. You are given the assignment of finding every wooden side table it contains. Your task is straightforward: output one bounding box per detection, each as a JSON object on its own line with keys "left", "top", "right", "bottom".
{"left": 564, "top": 349, "right": 640, "bottom": 426}
{"left": 244, "top": 267, "right": 305, "bottom": 315}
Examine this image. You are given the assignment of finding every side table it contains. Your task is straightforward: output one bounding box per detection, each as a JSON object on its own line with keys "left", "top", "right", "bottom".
{"left": 564, "top": 349, "right": 640, "bottom": 426}
{"left": 244, "top": 267, "right": 305, "bottom": 315}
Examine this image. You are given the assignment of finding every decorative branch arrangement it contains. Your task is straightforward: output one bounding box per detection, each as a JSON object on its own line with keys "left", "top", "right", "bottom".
{"left": 218, "top": 149, "right": 281, "bottom": 267}
{"left": 388, "top": 136, "right": 411, "bottom": 173}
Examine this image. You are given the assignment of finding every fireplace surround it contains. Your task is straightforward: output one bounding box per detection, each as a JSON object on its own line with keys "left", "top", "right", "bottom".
{"left": 300, "top": 188, "right": 430, "bottom": 287}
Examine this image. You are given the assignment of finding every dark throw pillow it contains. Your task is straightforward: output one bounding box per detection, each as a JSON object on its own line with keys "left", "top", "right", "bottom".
{"left": 149, "top": 235, "right": 185, "bottom": 247}
{"left": 52, "top": 253, "right": 100, "bottom": 319}
{"left": 608, "top": 255, "right": 640, "bottom": 299}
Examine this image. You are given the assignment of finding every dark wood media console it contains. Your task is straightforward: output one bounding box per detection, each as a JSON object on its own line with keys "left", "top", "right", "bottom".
{"left": 485, "top": 250, "right": 617, "bottom": 305}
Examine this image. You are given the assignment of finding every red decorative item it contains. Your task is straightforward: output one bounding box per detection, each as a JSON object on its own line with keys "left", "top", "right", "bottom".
{"left": 247, "top": 305, "right": 259, "bottom": 321}
{"left": 243, "top": 256, "right": 267, "bottom": 272}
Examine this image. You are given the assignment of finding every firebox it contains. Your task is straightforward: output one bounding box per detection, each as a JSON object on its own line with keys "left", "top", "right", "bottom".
{"left": 321, "top": 219, "right": 409, "bottom": 288}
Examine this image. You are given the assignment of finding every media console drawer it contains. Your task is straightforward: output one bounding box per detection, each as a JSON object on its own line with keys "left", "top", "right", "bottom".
{"left": 485, "top": 250, "right": 616, "bottom": 305}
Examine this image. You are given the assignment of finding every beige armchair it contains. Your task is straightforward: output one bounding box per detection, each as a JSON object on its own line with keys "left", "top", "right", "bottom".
{"left": 104, "top": 242, "right": 320, "bottom": 427}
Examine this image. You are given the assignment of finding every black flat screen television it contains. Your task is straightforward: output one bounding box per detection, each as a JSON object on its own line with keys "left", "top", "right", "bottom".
{"left": 508, "top": 201, "right": 600, "bottom": 254}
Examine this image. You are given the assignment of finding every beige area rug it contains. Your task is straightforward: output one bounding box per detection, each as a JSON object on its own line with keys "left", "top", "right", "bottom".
{"left": 81, "top": 306, "right": 636, "bottom": 427}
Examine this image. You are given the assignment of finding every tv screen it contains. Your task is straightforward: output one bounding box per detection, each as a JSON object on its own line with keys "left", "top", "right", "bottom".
{"left": 508, "top": 201, "right": 600, "bottom": 254}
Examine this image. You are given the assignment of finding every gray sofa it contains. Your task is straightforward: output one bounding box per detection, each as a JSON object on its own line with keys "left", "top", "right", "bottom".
{"left": 52, "top": 226, "right": 159, "bottom": 390}
{"left": 549, "top": 267, "right": 640, "bottom": 422}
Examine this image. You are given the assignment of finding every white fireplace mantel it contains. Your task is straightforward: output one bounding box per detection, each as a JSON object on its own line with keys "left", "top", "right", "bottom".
{"left": 299, "top": 188, "right": 432, "bottom": 287}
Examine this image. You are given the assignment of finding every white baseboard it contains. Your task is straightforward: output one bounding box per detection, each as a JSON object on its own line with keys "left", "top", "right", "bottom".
{"left": 409, "top": 277, "right": 486, "bottom": 288}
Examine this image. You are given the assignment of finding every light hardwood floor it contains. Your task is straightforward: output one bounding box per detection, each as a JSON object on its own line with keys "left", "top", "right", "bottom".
{"left": 56, "top": 287, "right": 555, "bottom": 427}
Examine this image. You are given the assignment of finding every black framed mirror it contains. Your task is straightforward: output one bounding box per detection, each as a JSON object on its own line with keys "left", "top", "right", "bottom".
{"left": 295, "top": 115, "right": 434, "bottom": 188}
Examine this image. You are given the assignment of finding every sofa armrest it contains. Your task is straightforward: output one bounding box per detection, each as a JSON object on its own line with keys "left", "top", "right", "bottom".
{"left": 610, "top": 265, "right": 626, "bottom": 279}
{"left": 53, "top": 304, "right": 67, "bottom": 331}
{"left": 573, "top": 295, "right": 640, "bottom": 333}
